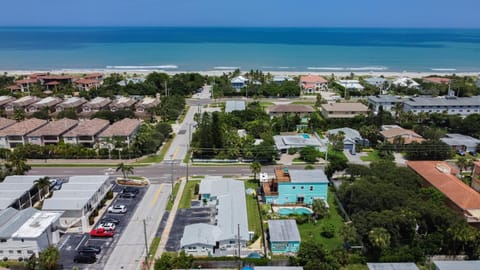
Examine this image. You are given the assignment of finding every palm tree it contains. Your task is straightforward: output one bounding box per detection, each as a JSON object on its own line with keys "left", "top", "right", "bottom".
{"left": 312, "top": 199, "right": 328, "bottom": 220}
{"left": 368, "top": 227, "right": 391, "bottom": 251}
{"left": 38, "top": 246, "right": 60, "bottom": 270}
{"left": 456, "top": 156, "right": 468, "bottom": 175}
{"left": 116, "top": 162, "right": 134, "bottom": 179}
{"left": 34, "top": 176, "right": 51, "bottom": 198}
{"left": 250, "top": 161, "right": 261, "bottom": 181}
{"left": 6, "top": 151, "right": 31, "bottom": 175}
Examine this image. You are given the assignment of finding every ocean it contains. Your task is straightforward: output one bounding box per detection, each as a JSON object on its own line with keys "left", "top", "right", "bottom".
{"left": 0, "top": 27, "right": 479, "bottom": 72}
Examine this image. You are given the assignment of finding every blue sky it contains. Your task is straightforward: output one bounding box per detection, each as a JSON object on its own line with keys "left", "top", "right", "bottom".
{"left": 1, "top": 0, "right": 479, "bottom": 28}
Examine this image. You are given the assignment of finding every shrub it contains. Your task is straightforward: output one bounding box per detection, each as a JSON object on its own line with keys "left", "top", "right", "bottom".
{"left": 106, "top": 191, "right": 114, "bottom": 200}
{"left": 89, "top": 216, "right": 95, "bottom": 225}
{"left": 194, "top": 183, "right": 200, "bottom": 195}
{"left": 321, "top": 223, "right": 335, "bottom": 238}
{"left": 294, "top": 214, "right": 310, "bottom": 224}
{"left": 304, "top": 164, "right": 315, "bottom": 170}
{"left": 287, "top": 148, "right": 297, "bottom": 155}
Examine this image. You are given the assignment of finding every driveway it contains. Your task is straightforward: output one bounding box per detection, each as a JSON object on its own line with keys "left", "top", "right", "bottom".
{"left": 343, "top": 149, "right": 370, "bottom": 166}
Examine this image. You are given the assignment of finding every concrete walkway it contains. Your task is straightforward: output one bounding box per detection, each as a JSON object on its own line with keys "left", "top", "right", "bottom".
{"left": 151, "top": 178, "right": 187, "bottom": 267}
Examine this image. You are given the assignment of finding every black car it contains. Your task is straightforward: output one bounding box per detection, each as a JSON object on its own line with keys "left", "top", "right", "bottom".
{"left": 78, "top": 245, "right": 101, "bottom": 254}
{"left": 120, "top": 192, "right": 136, "bottom": 199}
{"left": 73, "top": 253, "right": 96, "bottom": 264}
{"left": 122, "top": 187, "right": 140, "bottom": 194}
{"left": 100, "top": 217, "right": 120, "bottom": 224}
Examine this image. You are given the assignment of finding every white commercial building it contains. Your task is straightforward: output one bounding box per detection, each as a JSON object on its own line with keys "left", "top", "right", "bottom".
{"left": 0, "top": 176, "right": 47, "bottom": 210}
{"left": 0, "top": 207, "right": 62, "bottom": 260}
{"left": 42, "top": 175, "right": 112, "bottom": 232}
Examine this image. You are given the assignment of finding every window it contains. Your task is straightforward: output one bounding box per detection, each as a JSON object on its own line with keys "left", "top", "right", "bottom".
{"left": 0, "top": 239, "right": 6, "bottom": 243}
{"left": 17, "top": 250, "right": 22, "bottom": 254}
{"left": 292, "top": 186, "right": 296, "bottom": 190}
{"left": 310, "top": 186, "right": 314, "bottom": 191}
{"left": 9, "top": 250, "right": 13, "bottom": 254}
{"left": 300, "top": 186, "right": 304, "bottom": 189}
{"left": 0, "top": 251, "right": 3, "bottom": 254}
{"left": 27, "top": 250, "right": 33, "bottom": 254}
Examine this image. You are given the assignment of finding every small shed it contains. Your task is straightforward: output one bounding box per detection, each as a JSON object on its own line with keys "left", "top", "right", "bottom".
{"left": 268, "top": 219, "right": 301, "bottom": 254}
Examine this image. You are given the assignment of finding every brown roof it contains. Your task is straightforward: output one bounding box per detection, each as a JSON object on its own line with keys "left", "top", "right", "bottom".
{"left": 6, "top": 85, "right": 21, "bottom": 91}
{"left": 423, "top": 77, "right": 451, "bottom": 84}
{"left": 408, "top": 161, "right": 480, "bottom": 211}
{"left": 135, "top": 97, "right": 159, "bottom": 109}
{"left": 10, "top": 96, "right": 41, "bottom": 108}
{"left": 15, "top": 78, "right": 37, "bottom": 84}
{"left": 84, "top": 73, "right": 103, "bottom": 79}
{"left": 99, "top": 118, "right": 142, "bottom": 137}
{"left": 40, "top": 75, "right": 73, "bottom": 80}
{"left": 75, "top": 78, "right": 100, "bottom": 85}
{"left": 0, "top": 118, "right": 47, "bottom": 136}
{"left": 380, "top": 127, "right": 425, "bottom": 144}
{"left": 63, "top": 118, "right": 110, "bottom": 137}
{"left": 29, "top": 97, "right": 62, "bottom": 109}
{"left": 268, "top": 104, "right": 315, "bottom": 114}
{"left": 110, "top": 97, "right": 137, "bottom": 109}
{"left": 321, "top": 102, "right": 369, "bottom": 112}
{"left": 44, "top": 81, "right": 60, "bottom": 86}
{"left": 83, "top": 97, "right": 111, "bottom": 109}
{"left": 300, "top": 75, "right": 328, "bottom": 84}
{"left": 0, "top": 96, "right": 15, "bottom": 106}
{"left": 27, "top": 118, "right": 79, "bottom": 137}
{"left": 0, "top": 118, "right": 16, "bottom": 130}
{"left": 56, "top": 97, "right": 87, "bottom": 109}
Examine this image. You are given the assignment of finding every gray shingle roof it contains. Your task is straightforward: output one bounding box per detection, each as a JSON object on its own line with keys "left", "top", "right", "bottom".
{"left": 441, "top": 133, "right": 480, "bottom": 148}
{"left": 403, "top": 96, "right": 480, "bottom": 107}
{"left": 433, "top": 260, "right": 480, "bottom": 270}
{"left": 367, "top": 263, "right": 419, "bottom": 270}
{"left": 288, "top": 169, "right": 329, "bottom": 184}
{"left": 328, "top": 127, "right": 362, "bottom": 141}
{"left": 268, "top": 219, "right": 300, "bottom": 242}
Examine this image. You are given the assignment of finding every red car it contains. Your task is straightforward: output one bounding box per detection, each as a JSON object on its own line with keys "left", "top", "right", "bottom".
{"left": 90, "top": 228, "right": 114, "bottom": 237}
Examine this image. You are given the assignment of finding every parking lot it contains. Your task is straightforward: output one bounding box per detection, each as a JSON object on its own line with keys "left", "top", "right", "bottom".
{"left": 165, "top": 207, "right": 214, "bottom": 251}
{"left": 58, "top": 185, "right": 147, "bottom": 270}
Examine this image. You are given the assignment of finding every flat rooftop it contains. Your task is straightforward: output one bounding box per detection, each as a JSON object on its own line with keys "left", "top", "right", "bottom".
{"left": 268, "top": 219, "right": 301, "bottom": 242}
{"left": 12, "top": 210, "right": 62, "bottom": 239}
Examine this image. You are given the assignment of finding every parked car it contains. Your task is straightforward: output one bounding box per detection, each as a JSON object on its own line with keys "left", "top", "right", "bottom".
{"left": 101, "top": 217, "right": 120, "bottom": 224}
{"left": 122, "top": 187, "right": 140, "bottom": 194}
{"left": 90, "top": 228, "right": 114, "bottom": 237}
{"left": 78, "top": 245, "right": 101, "bottom": 254}
{"left": 73, "top": 253, "right": 96, "bottom": 264}
{"left": 98, "top": 222, "right": 115, "bottom": 231}
{"left": 108, "top": 205, "right": 127, "bottom": 214}
{"left": 120, "top": 192, "right": 136, "bottom": 199}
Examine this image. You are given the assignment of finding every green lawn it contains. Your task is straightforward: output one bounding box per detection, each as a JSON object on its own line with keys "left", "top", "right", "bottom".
{"left": 149, "top": 237, "right": 161, "bottom": 257}
{"left": 30, "top": 163, "right": 149, "bottom": 167}
{"left": 166, "top": 182, "right": 180, "bottom": 211}
{"left": 360, "top": 150, "right": 381, "bottom": 162}
{"left": 137, "top": 135, "right": 175, "bottom": 164}
{"left": 177, "top": 105, "right": 190, "bottom": 123}
{"left": 259, "top": 101, "right": 274, "bottom": 109}
{"left": 291, "top": 101, "right": 315, "bottom": 105}
{"left": 179, "top": 180, "right": 201, "bottom": 209}
{"left": 297, "top": 190, "right": 345, "bottom": 250}
{"left": 244, "top": 179, "right": 262, "bottom": 238}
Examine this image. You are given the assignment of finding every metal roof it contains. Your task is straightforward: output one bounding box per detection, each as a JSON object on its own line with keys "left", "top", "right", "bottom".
{"left": 225, "top": 100, "right": 246, "bottom": 113}
{"left": 441, "top": 133, "right": 480, "bottom": 148}
{"left": 180, "top": 223, "right": 221, "bottom": 247}
{"left": 273, "top": 134, "right": 325, "bottom": 151}
{"left": 433, "top": 260, "right": 480, "bottom": 270}
{"left": 328, "top": 127, "right": 362, "bottom": 141}
{"left": 367, "top": 263, "right": 419, "bottom": 270}
{"left": 0, "top": 176, "right": 45, "bottom": 210}
{"left": 268, "top": 219, "right": 300, "bottom": 242}
{"left": 403, "top": 96, "right": 480, "bottom": 107}
{"left": 0, "top": 207, "right": 38, "bottom": 238}
{"left": 288, "top": 169, "right": 329, "bottom": 184}
{"left": 368, "top": 95, "right": 405, "bottom": 103}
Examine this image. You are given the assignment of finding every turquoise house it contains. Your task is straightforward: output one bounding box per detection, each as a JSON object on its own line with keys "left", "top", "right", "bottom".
{"left": 268, "top": 219, "right": 301, "bottom": 254}
{"left": 263, "top": 168, "right": 328, "bottom": 205}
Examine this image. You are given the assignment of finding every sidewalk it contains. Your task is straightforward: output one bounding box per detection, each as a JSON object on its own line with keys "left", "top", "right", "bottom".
{"left": 151, "top": 178, "right": 186, "bottom": 268}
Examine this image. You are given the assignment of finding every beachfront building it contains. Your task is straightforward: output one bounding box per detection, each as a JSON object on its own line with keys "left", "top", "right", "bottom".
{"left": 4, "top": 96, "right": 40, "bottom": 112}
{"left": 11, "top": 78, "right": 38, "bottom": 93}
{"left": 109, "top": 96, "right": 137, "bottom": 111}
{"left": 117, "top": 77, "right": 145, "bottom": 86}
{"left": 367, "top": 263, "right": 419, "bottom": 270}
{"left": 0, "top": 176, "right": 47, "bottom": 211}
{"left": 380, "top": 125, "right": 424, "bottom": 144}
{"left": 267, "top": 104, "right": 314, "bottom": 118}
{"left": 440, "top": 133, "right": 480, "bottom": 155}
{"left": 423, "top": 77, "right": 451, "bottom": 85}
{"left": 0, "top": 96, "right": 16, "bottom": 110}
{"left": 0, "top": 207, "right": 63, "bottom": 261}
{"left": 75, "top": 78, "right": 102, "bottom": 91}
{"left": 299, "top": 75, "right": 328, "bottom": 94}
{"left": 26, "top": 118, "right": 79, "bottom": 146}
{"left": 181, "top": 177, "right": 250, "bottom": 257}
{"left": 26, "top": 97, "right": 62, "bottom": 113}
{"left": 392, "top": 77, "right": 420, "bottom": 89}
{"left": 62, "top": 118, "right": 110, "bottom": 146}
{"left": 267, "top": 219, "right": 301, "bottom": 254}
{"left": 272, "top": 75, "right": 293, "bottom": 85}
{"left": 263, "top": 168, "right": 329, "bottom": 205}
{"left": 225, "top": 100, "right": 246, "bottom": 113}
{"left": 0, "top": 118, "right": 47, "bottom": 149}
{"left": 364, "top": 77, "right": 388, "bottom": 88}
{"left": 407, "top": 161, "right": 480, "bottom": 224}
{"left": 135, "top": 96, "right": 160, "bottom": 113}
{"left": 433, "top": 260, "right": 480, "bottom": 270}
{"left": 98, "top": 118, "right": 142, "bottom": 147}
{"left": 42, "top": 175, "right": 112, "bottom": 232}
{"left": 81, "top": 97, "right": 112, "bottom": 114}
{"left": 55, "top": 97, "right": 87, "bottom": 113}
{"left": 403, "top": 96, "right": 480, "bottom": 116}
{"left": 231, "top": 76, "right": 249, "bottom": 90}
{"left": 327, "top": 127, "right": 368, "bottom": 154}
{"left": 336, "top": 80, "right": 364, "bottom": 91}
{"left": 367, "top": 95, "right": 407, "bottom": 114}
{"left": 273, "top": 133, "right": 326, "bottom": 153}
{"left": 320, "top": 102, "right": 369, "bottom": 119}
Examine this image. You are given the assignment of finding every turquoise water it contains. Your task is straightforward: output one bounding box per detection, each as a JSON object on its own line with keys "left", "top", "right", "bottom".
{"left": 302, "top": 134, "right": 310, "bottom": 139}
{"left": 0, "top": 27, "right": 479, "bottom": 72}
{"left": 277, "top": 207, "right": 313, "bottom": 216}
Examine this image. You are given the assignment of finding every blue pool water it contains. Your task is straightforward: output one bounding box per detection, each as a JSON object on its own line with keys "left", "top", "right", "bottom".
{"left": 277, "top": 207, "right": 313, "bottom": 216}
{"left": 302, "top": 134, "right": 310, "bottom": 139}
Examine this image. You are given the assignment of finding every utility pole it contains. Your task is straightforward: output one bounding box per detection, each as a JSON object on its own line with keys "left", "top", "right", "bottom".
{"left": 143, "top": 219, "right": 149, "bottom": 268}
{"left": 170, "top": 154, "right": 174, "bottom": 200}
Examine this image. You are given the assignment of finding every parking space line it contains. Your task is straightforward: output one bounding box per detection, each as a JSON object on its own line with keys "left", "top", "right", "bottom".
{"left": 75, "top": 235, "right": 87, "bottom": 250}
{"left": 58, "top": 235, "right": 70, "bottom": 250}
{"left": 151, "top": 184, "right": 164, "bottom": 207}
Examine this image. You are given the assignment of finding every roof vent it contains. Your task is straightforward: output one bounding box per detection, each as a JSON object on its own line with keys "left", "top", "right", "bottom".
{"left": 435, "top": 163, "right": 451, "bottom": 174}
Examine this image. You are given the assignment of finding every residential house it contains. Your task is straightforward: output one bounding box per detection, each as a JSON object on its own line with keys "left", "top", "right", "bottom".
{"left": 0, "top": 118, "right": 47, "bottom": 149}
{"left": 109, "top": 96, "right": 137, "bottom": 111}
{"left": 98, "top": 118, "right": 142, "bottom": 147}
{"left": 367, "top": 95, "right": 407, "bottom": 114}
{"left": 81, "top": 97, "right": 111, "bottom": 114}
{"left": 267, "top": 104, "right": 314, "bottom": 117}
{"left": 403, "top": 96, "right": 480, "bottom": 116}
{"left": 117, "top": 77, "right": 145, "bottom": 86}
{"left": 272, "top": 75, "right": 293, "bottom": 85}
{"left": 62, "top": 118, "right": 110, "bottom": 146}
{"left": 263, "top": 168, "right": 329, "bottom": 205}
{"left": 42, "top": 175, "right": 112, "bottom": 232}
{"left": 320, "top": 102, "right": 369, "bottom": 118}
{"left": 407, "top": 161, "right": 480, "bottom": 224}
{"left": 336, "top": 80, "right": 364, "bottom": 91}
{"left": 367, "top": 263, "right": 419, "bottom": 270}
{"left": 433, "top": 260, "right": 480, "bottom": 270}
{"left": 5, "top": 96, "right": 40, "bottom": 112}
{"left": 27, "top": 118, "right": 79, "bottom": 145}
{"left": 380, "top": 125, "right": 424, "bottom": 144}
{"left": 440, "top": 133, "right": 480, "bottom": 155}
{"left": 135, "top": 97, "right": 160, "bottom": 113}
{"left": 0, "top": 207, "right": 63, "bottom": 260}
{"left": 0, "top": 176, "right": 47, "bottom": 210}
{"left": 273, "top": 133, "right": 326, "bottom": 153}
{"left": 181, "top": 177, "right": 249, "bottom": 256}
{"left": 38, "top": 75, "right": 74, "bottom": 86}
{"left": 268, "top": 219, "right": 301, "bottom": 254}
{"left": 83, "top": 73, "right": 103, "bottom": 81}
{"left": 231, "top": 76, "right": 249, "bottom": 90}
{"left": 26, "top": 97, "right": 62, "bottom": 113}
{"left": 0, "top": 118, "right": 16, "bottom": 131}
{"left": 299, "top": 75, "right": 328, "bottom": 94}
{"left": 392, "top": 77, "right": 420, "bottom": 89}
{"left": 423, "top": 77, "right": 451, "bottom": 85}
{"left": 327, "top": 127, "right": 368, "bottom": 154}
{"left": 364, "top": 77, "right": 388, "bottom": 88}
{"left": 12, "top": 78, "right": 37, "bottom": 92}
{"left": 55, "top": 97, "right": 87, "bottom": 113}
{"left": 225, "top": 100, "right": 246, "bottom": 113}
{"left": 0, "top": 96, "right": 15, "bottom": 110}
{"left": 75, "top": 78, "right": 101, "bottom": 91}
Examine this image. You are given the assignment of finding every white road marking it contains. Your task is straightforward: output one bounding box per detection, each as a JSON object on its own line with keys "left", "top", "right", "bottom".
{"left": 75, "top": 235, "right": 88, "bottom": 250}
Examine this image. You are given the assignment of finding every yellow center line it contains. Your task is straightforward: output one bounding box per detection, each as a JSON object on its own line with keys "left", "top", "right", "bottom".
{"left": 150, "top": 184, "right": 164, "bottom": 207}
{"left": 172, "top": 146, "right": 180, "bottom": 160}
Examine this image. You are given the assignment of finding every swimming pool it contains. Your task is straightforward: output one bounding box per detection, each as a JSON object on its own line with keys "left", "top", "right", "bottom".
{"left": 277, "top": 207, "right": 313, "bottom": 216}
{"left": 302, "top": 134, "right": 310, "bottom": 139}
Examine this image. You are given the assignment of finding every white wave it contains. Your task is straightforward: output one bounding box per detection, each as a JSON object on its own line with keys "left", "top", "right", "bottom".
{"left": 307, "top": 67, "right": 345, "bottom": 70}
{"left": 213, "top": 66, "right": 240, "bottom": 70}
{"left": 261, "top": 66, "right": 296, "bottom": 69}
{"left": 106, "top": 65, "right": 178, "bottom": 69}
{"left": 346, "top": 66, "right": 388, "bottom": 71}
{"left": 431, "top": 68, "right": 457, "bottom": 71}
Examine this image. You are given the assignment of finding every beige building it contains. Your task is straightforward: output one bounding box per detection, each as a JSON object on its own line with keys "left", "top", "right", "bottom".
{"left": 27, "top": 118, "right": 79, "bottom": 145}
{"left": 320, "top": 103, "right": 369, "bottom": 118}
{"left": 98, "top": 118, "right": 142, "bottom": 147}
{"left": 62, "top": 118, "right": 110, "bottom": 146}
{"left": 0, "top": 118, "right": 48, "bottom": 149}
